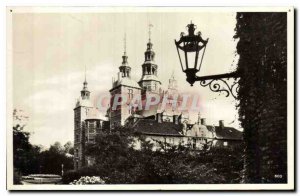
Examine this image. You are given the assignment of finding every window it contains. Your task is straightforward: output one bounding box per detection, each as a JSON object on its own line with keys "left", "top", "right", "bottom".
{"left": 128, "top": 89, "right": 133, "bottom": 99}
{"left": 89, "top": 122, "right": 95, "bottom": 129}
{"left": 223, "top": 141, "right": 228, "bottom": 146}
{"left": 97, "top": 121, "right": 101, "bottom": 129}
{"left": 89, "top": 128, "right": 95, "bottom": 134}
{"left": 88, "top": 138, "right": 95, "bottom": 143}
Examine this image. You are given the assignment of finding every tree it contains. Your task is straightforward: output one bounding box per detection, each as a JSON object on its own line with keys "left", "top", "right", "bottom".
{"left": 13, "top": 124, "right": 41, "bottom": 177}
{"left": 49, "top": 142, "right": 64, "bottom": 154}
{"left": 64, "top": 141, "right": 74, "bottom": 154}
{"left": 39, "top": 142, "right": 74, "bottom": 175}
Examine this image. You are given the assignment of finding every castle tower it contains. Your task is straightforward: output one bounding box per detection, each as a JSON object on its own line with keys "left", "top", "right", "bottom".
{"left": 164, "top": 73, "right": 180, "bottom": 111}
{"left": 157, "top": 73, "right": 184, "bottom": 122}
{"left": 74, "top": 70, "right": 93, "bottom": 170}
{"left": 138, "top": 24, "right": 161, "bottom": 93}
{"left": 109, "top": 35, "right": 141, "bottom": 128}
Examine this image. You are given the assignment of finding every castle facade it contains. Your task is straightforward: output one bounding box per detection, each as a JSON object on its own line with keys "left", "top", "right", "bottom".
{"left": 73, "top": 31, "right": 242, "bottom": 170}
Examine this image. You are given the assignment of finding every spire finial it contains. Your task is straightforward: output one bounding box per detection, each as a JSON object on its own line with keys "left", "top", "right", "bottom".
{"left": 148, "top": 23, "right": 153, "bottom": 42}
{"left": 84, "top": 64, "right": 87, "bottom": 83}
{"left": 83, "top": 65, "right": 88, "bottom": 90}
{"left": 123, "top": 33, "right": 127, "bottom": 55}
{"left": 121, "top": 33, "right": 128, "bottom": 66}
{"left": 197, "top": 112, "right": 201, "bottom": 124}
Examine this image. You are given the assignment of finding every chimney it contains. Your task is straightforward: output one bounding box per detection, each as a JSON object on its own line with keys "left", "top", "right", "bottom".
{"left": 178, "top": 114, "right": 182, "bottom": 124}
{"left": 201, "top": 118, "right": 206, "bottom": 125}
{"left": 156, "top": 113, "right": 162, "bottom": 123}
{"left": 173, "top": 115, "right": 179, "bottom": 125}
{"left": 219, "top": 120, "right": 224, "bottom": 129}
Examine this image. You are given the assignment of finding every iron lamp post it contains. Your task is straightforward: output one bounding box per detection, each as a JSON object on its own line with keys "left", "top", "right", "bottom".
{"left": 175, "top": 21, "right": 240, "bottom": 98}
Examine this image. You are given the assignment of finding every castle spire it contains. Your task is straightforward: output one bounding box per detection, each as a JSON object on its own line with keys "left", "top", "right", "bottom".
{"left": 81, "top": 65, "right": 90, "bottom": 100}
{"left": 144, "top": 23, "right": 155, "bottom": 62}
{"left": 119, "top": 33, "right": 131, "bottom": 78}
{"left": 139, "top": 23, "right": 161, "bottom": 92}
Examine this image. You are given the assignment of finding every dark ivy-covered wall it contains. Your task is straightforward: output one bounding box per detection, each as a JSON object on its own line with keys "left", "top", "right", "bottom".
{"left": 234, "top": 12, "right": 287, "bottom": 183}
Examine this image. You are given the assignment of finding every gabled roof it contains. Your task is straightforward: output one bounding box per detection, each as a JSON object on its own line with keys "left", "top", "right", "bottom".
{"left": 206, "top": 125, "right": 243, "bottom": 140}
{"left": 186, "top": 124, "right": 213, "bottom": 138}
{"left": 111, "top": 77, "right": 141, "bottom": 90}
{"left": 131, "top": 119, "right": 243, "bottom": 140}
{"left": 86, "top": 108, "right": 107, "bottom": 121}
{"left": 139, "top": 74, "right": 161, "bottom": 83}
{"left": 75, "top": 98, "right": 93, "bottom": 108}
{"left": 132, "top": 119, "right": 183, "bottom": 136}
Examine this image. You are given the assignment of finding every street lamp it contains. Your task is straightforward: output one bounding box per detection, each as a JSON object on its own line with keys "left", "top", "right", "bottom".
{"left": 175, "top": 21, "right": 209, "bottom": 85}
{"left": 175, "top": 21, "right": 240, "bottom": 98}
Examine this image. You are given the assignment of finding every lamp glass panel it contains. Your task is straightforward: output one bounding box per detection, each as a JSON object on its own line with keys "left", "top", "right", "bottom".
{"left": 186, "top": 51, "right": 197, "bottom": 70}
{"left": 177, "top": 47, "right": 186, "bottom": 70}
{"left": 196, "top": 45, "right": 206, "bottom": 71}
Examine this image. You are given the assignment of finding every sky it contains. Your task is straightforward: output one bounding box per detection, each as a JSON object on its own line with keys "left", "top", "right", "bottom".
{"left": 12, "top": 11, "right": 240, "bottom": 147}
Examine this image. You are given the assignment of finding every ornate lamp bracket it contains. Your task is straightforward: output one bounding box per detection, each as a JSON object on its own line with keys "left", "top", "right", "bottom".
{"left": 195, "top": 72, "right": 240, "bottom": 99}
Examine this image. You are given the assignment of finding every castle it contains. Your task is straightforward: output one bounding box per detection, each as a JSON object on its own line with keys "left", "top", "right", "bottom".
{"left": 73, "top": 29, "right": 242, "bottom": 170}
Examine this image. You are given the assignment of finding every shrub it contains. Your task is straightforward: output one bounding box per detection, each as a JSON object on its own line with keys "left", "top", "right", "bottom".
{"left": 62, "top": 167, "right": 98, "bottom": 184}
{"left": 70, "top": 176, "right": 105, "bottom": 185}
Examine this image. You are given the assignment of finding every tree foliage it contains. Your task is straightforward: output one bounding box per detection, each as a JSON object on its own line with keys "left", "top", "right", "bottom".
{"left": 13, "top": 124, "right": 41, "bottom": 176}
{"left": 234, "top": 13, "right": 287, "bottom": 183}
{"left": 39, "top": 141, "right": 74, "bottom": 175}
